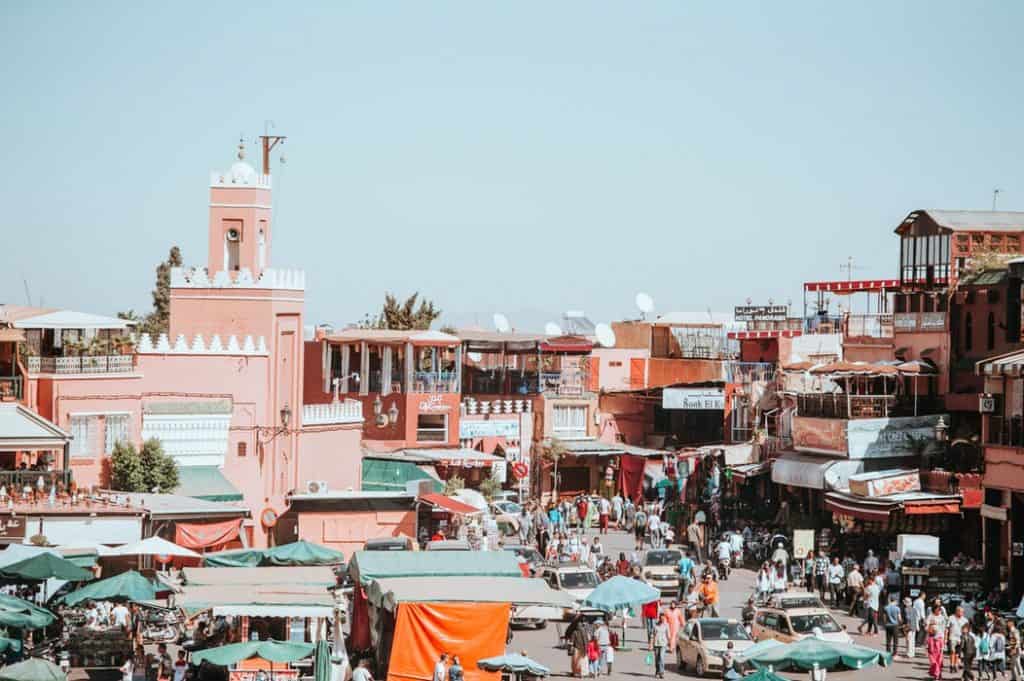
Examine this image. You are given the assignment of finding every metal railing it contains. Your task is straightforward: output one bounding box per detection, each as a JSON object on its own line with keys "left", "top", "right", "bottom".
{"left": 987, "top": 415, "right": 1024, "bottom": 448}
{"left": 723, "top": 361, "right": 775, "bottom": 384}
{"left": 303, "top": 400, "right": 364, "bottom": 425}
{"left": 0, "top": 376, "right": 21, "bottom": 401}
{"left": 797, "top": 393, "right": 895, "bottom": 419}
{"left": 26, "top": 355, "right": 134, "bottom": 374}
{"left": 412, "top": 371, "right": 459, "bottom": 393}
{"left": 0, "top": 470, "right": 73, "bottom": 491}
{"left": 367, "top": 370, "right": 405, "bottom": 394}
{"left": 845, "top": 314, "right": 894, "bottom": 338}
{"left": 804, "top": 315, "right": 844, "bottom": 334}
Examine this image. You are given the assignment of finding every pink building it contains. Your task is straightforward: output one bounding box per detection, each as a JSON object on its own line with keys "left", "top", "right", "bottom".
{"left": 1, "top": 142, "right": 366, "bottom": 548}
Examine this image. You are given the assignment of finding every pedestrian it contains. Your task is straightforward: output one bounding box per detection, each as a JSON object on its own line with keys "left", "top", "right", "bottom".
{"left": 1008, "top": 621, "right": 1022, "bottom": 681}
{"left": 980, "top": 630, "right": 993, "bottom": 681}
{"left": 770, "top": 561, "right": 788, "bottom": 595}
{"left": 586, "top": 636, "right": 600, "bottom": 678}
{"left": 595, "top": 619, "right": 613, "bottom": 675}
{"left": 927, "top": 603, "right": 948, "bottom": 680}
{"left": 577, "top": 495, "right": 590, "bottom": 532}
{"left": 677, "top": 550, "right": 695, "bottom": 601}
{"left": 864, "top": 549, "right": 879, "bottom": 575}
{"left": 846, "top": 564, "right": 864, "bottom": 616}
{"left": 653, "top": 613, "right": 670, "bottom": 679}
{"left": 567, "top": 613, "right": 593, "bottom": 678}
{"left": 814, "top": 551, "right": 830, "bottom": 602}
{"left": 756, "top": 562, "right": 772, "bottom": 603}
{"left": 616, "top": 552, "right": 631, "bottom": 577}
{"left": 803, "top": 550, "right": 815, "bottom": 592}
{"left": 172, "top": 651, "right": 187, "bottom": 681}
{"left": 950, "top": 607, "right": 971, "bottom": 673}
{"left": 642, "top": 595, "right": 660, "bottom": 646}
{"left": 916, "top": 592, "right": 929, "bottom": 648}
{"left": 624, "top": 498, "right": 636, "bottom": 532}
{"left": 120, "top": 655, "right": 134, "bottom": 681}
{"left": 155, "top": 644, "right": 173, "bottom": 681}
{"left": 687, "top": 518, "right": 704, "bottom": 563}
{"left": 963, "top": 623, "right": 978, "bottom": 681}
{"left": 665, "top": 602, "right": 684, "bottom": 654}
{"left": 858, "top": 578, "right": 880, "bottom": 636}
{"left": 352, "top": 659, "right": 374, "bottom": 681}
{"left": 699, "top": 573, "right": 721, "bottom": 618}
{"left": 634, "top": 506, "right": 648, "bottom": 551}
{"left": 612, "top": 494, "right": 623, "bottom": 530}
{"left": 684, "top": 583, "right": 701, "bottom": 620}
{"left": 721, "top": 641, "right": 737, "bottom": 680}
{"left": 991, "top": 626, "right": 1007, "bottom": 681}
{"left": 884, "top": 596, "right": 903, "bottom": 655}
{"left": 905, "top": 596, "right": 922, "bottom": 659}
{"left": 433, "top": 653, "right": 448, "bottom": 681}
{"left": 827, "top": 557, "right": 845, "bottom": 607}
{"left": 598, "top": 496, "right": 611, "bottom": 535}
{"left": 647, "top": 511, "right": 662, "bottom": 549}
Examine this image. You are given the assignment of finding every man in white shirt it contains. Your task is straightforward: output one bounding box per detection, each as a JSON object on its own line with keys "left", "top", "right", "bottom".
{"left": 611, "top": 495, "right": 624, "bottom": 529}
{"left": 647, "top": 513, "right": 662, "bottom": 549}
{"left": 728, "top": 531, "right": 744, "bottom": 561}
{"left": 112, "top": 602, "right": 131, "bottom": 630}
{"left": 353, "top": 659, "right": 374, "bottom": 681}
{"left": 432, "top": 654, "right": 448, "bottom": 681}
{"left": 827, "top": 558, "right": 845, "bottom": 607}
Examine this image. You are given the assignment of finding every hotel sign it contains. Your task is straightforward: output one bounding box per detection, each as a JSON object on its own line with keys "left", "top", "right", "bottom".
{"left": 459, "top": 420, "right": 521, "bottom": 439}
{"left": 418, "top": 394, "right": 452, "bottom": 413}
{"left": 734, "top": 305, "right": 788, "bottom": 322}
{"left": 0, "top": 516, "right": 26, "bottom": 540}
{"left": 663, "top": 388, "right": 725, "bottom": 410}
{"left": 846, "top": 414, "right": 945, "bottom": 459}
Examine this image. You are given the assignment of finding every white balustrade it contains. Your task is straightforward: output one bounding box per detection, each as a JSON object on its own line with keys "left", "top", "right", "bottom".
{"left": 303, "top": 400, "right": 364, "bottom": 425}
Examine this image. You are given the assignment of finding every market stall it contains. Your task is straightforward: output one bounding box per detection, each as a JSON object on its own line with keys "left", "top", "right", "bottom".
{"left": 190, "top": 639, "right": 315, "bottom": 681}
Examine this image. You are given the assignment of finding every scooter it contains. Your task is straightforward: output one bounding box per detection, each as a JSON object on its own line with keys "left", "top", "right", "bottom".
{"left": 718, "top": 557, "right": 731, "bottom": 581}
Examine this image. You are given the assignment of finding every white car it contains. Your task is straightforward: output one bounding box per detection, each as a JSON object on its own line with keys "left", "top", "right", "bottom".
{"left": 677, "top": 618, "right": 754, "bottom": 677}
{"left": 514, "top": 564, "right": 600, "bottom": 623}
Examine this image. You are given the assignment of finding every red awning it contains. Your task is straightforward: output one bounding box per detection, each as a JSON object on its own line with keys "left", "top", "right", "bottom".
{"left": 825, "top": 495, "right": 896, "bottom": 521}
{"left": 803, "top": 279, "right": 901, "bottom": 293}
{"left": 904, "top": 501, "right": 961, "bottom": 515}
{"left": 417, "top": 493, "right": 482, "bottom": 515}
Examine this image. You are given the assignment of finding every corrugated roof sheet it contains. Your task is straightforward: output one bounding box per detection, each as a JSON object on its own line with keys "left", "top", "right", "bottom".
{"left": 182, "top": 566, "right": 337, "bottom": 587}
{"left": 349, "top": 549, "right": 522, "bottom": 584}
{"left": 914, "top": 209, "right": 1024, "bottom": 233}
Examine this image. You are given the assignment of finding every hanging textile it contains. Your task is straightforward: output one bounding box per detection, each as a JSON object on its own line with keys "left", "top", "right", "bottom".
{"left": 175, "top": 518, "right": 243, "bottom": 550}
{"left": 619, "top": 454, "right": 646, "bottom": 503}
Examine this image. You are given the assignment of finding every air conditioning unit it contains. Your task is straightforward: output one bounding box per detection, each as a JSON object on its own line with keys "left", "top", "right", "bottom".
{"left": 979, "top": 394, "right": 997, "bottom": 413}
{"left": 305, "top": 480, "right": 330, "bottom": 495}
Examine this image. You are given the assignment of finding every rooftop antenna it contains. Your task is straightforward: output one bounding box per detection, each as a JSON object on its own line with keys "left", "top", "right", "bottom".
{"left": 493, "top": 313, "right": 511, "bottom": 334}
{"left": 635, "top": 292, "right": 654, "bottom": 320}
{"left": 839, "top": 256, "right": 865, "bottom": 282}
{"left": 258, "top": 121, "right": 287, "bottom": 176}
{"left": 993, "top": 188, "right": 1002, "bottom": 211}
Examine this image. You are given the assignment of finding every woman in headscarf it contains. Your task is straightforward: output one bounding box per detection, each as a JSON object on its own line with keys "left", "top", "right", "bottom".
{"left": 664, "top": 601, "right": 685, "bottom": 654}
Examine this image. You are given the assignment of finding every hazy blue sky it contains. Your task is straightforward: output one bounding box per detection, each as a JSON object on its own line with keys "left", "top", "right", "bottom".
{"left": 2, "top": 2, "right": 1021, "bottom": 330}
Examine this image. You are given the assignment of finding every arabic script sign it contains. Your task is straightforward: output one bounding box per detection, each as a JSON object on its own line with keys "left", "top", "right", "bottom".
{"left": 0, "top": 516, "right": 26, "bottom": 539}
{"left": 418, "top": 394, "right": 452, "bottom": 412}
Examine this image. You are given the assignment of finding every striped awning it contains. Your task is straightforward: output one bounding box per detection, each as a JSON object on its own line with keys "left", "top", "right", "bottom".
{"left": 825, "top": 491, "right": 962, "bottom": 521}
{"left": 977, "top": 349, "right": 1024, "bottom": 376}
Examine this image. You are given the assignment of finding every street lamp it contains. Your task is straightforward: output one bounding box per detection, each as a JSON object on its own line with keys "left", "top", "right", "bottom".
{"left": 934, "top": 416, "right": 949, "bottom": 443}
{"left": 280, "top": 404, "right": 292, "bottom": 429}
{"left": 388, "top": 402, "right": 400, "bottom": 425}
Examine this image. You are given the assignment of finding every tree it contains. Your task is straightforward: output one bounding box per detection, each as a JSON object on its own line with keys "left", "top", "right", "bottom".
{"left": 443, "top": 474, "right": 465, "bottom": 496}
{"left": 478, "top": 471, "right": 503, "bottom": 502}
{"left": 122, "top": 247, "right": 182, "bottom": 337}
{"left": 110, "top": 438, "right": 179, "bottom": 493}
{"left": 360, "top": 292, "right": 441, "bottom": 330}
{"left": 542, "top": 439, "right": 568, "bottom": 499}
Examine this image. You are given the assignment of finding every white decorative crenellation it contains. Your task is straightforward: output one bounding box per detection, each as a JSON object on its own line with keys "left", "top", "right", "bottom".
{"left": 210, "top": 170, "right": 272, "bottom": 188}
{"left": 303, "top": 400, "right": 364, "bottom": 425}
{"left": 135, "top": 333, "right": 269, "bottom": 356}
{"left": 170, "top": 266, "right": 306, "bottom": 291}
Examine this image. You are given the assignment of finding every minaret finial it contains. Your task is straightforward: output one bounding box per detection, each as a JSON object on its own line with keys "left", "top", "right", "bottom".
{"left": 237, "top": 136, "right": 246, "bottom": 161}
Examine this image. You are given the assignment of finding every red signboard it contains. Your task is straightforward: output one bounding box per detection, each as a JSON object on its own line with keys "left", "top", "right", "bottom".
{"left": 792, "top": 417, "right": 848, "bottom": 455}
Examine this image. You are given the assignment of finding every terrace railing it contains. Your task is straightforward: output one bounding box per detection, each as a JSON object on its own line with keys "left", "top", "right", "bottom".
{"left": 27, "top": 355, "right": 134, "bottom": 374}
{"left": 0, "top": 469, "right": 72, "bottom": 491}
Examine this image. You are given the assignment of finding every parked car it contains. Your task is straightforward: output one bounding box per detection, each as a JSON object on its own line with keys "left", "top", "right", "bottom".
{"left": 363, "top": 537, "right": 413, "bottom": 551}
{"left": 642, "top": 548, "right": 683, "bottom": 595}
{"left": 514, "top": 563, "right": 600, "bottom": 623}
{"left": 676, "top": 618, "right": 753, "bottom": 677}
{"left": 425, "top": 539, "right": 472, "bottom": 551}
{"left": 752, "top": 602, "right": 850, "bottom": 645}
{"left": 491, "top": 500, "right": 523, "bottom": 516}
{"left": 503, "top": 544, "right": 544, "bottom": 571}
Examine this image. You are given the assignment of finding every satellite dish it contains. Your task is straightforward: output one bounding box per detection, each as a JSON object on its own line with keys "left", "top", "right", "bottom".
{"left": 493, "top": 313, "right": 511, "bottom": 334}
{"left": 467, "top": 351, "right": 483, "bottom": 363}
{"left": 635, "top": 292, "right": 655, "bottom": 316}
{"left": 544, "top": 322, "right": 563, "bottom": 336}
{"left": 595, "top": 323, "right": 616, "bottom": 348}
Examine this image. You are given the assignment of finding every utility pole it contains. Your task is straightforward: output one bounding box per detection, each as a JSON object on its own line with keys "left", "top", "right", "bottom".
{"left": 993, "top": 188, "right": 1002, "bottom": 211}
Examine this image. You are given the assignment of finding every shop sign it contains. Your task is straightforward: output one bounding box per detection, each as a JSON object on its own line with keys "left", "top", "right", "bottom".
{"left": 0, "top": 516, "right": 25, "bottom": 540}
{"left": 492, "top": 461, "right": 507, "bottom": 484}
{"left": 459, "top": 419, "right": 520, "bottom": 439}
{"left": 981, "top": 504, "right": 1008, "bottom": 521}
{"left": 663, "top": 388, "right": 724, "bottom": 410}
{"left": 734, "top": 305, "right": 788, "bottom": 321}
{"left": 418, "top": 394, "right": 452, "bottom": 413}
{"left": 792, "top": 417, "right": 848, "bottom": 455}
{"left": 846, "top": 414, "right": 945, "bottom": 459}
{"left": 793, "top": 529, "right": 815, "bottom": 559}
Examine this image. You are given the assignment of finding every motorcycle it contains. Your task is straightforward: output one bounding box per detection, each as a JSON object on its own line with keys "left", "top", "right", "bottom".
{"left": 718, "top": 557, "right": 731, "bottom": 581}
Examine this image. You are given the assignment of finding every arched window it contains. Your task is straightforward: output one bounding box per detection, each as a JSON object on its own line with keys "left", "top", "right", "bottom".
{"left": 965, "top": 312, "right": 973, "bottom": 352}
{"left": 987, "top": 312, "right": 996, "bottom": 350}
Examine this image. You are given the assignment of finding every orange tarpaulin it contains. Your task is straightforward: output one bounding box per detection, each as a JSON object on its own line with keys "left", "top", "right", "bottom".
{"left": 387, "top": 602, "right": 509, "bottom": 681}
{"left": 175, "top": 518, "right": 243, "bottom": 549}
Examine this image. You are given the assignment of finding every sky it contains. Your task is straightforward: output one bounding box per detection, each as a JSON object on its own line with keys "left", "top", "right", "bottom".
{"left": 2, "top": 2, "right": 1022, "bottom": 331}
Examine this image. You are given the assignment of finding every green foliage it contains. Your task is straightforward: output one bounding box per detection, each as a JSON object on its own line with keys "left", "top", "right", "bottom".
{"left": 359, "top": 292, "right": 441, "bottom": 330}
{"left": 542, "top": 438, "right": 568, "bottom": 463}
{"left": 110, "top": 438, "right": 179, "bottom": 493}
{"left": 122, "top": 246, "right": 182, "bottom": 337}
{"left": 443, "top": 475, "right": 465, "bottom": 496}
{"left": 478, "top": 472, "right": 503, "bottom": 502}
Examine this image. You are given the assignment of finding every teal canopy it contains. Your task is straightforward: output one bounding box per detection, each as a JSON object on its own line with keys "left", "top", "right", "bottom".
{"left": 0, "top": 658, "right": 66, "bottom": 681}
{"left": 745, "top": 636, "right": 892, "bottom": 671}
{"left": 204, "top": 541, "right": 344, "bottom": 568}
{"left": 739, "top": 669, "right": 789, "bottom": 681}
{"left": 0, "top": 594, "right": 55, "bottom": 630}
{"left": 0, "top": 553, "right": 94, "bottom": 582}
{"left": 57, "top": 570, "right": 157, "bottom": 606}
{"left": 0, "top": 638, "right": 21, "bottom": 655}
{"left": 191, "top": 640, "right": 315, "bottom": 666}
{"left": 736, "top": 639, "right": 784, "bottom": 662}
{"left": 477, "top": 654, "right": 550, "bottom": 676}
{"left": 581, "top": 576, "right": 660, "bottom": 612}
{"left": 313, "top": 640, "right": 331, "bottom": 681}
{"left": 348, "top": 550, "right": 522, "bottom": 584}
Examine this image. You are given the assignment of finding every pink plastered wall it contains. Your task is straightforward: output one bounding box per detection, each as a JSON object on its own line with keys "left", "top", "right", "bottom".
{"left": 294, "top": 508, "right": 416, "bottom": 556}
{"left": 296, "top": 426, "right": 364, "bottom": 492}
{"left": 591, "top": 348, "right": 650, "bottom": 392}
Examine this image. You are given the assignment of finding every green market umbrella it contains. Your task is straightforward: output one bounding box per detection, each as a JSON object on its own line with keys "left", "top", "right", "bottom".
{"left": 57, "top": 570, "right": 156, "bottom": 606}
{"left": 740, "top": 669, "right": 788, "bottom": 681}
{"left": 0, "top": 595, "right": 55, "bottom": 630}
{"left": 191, "top": 640, "right": 315, "bottom": 666}
{"left": 265, "top": 541, "right": 344, "bottom": 566}
{"left": 745, "top": 636, "right": 892, "bottom": 671}
{"left": 313, "top": 640, "right": 331, "bottom": 681}
{"left": 0, "top": 657, "right": 66, "bottom": 681}
{"left": 581, "top": 576, "right": 660, "bottom": 612}
{"left": 736, "top": 639, "right": 784, "bottom": 662}
{"left": 478, "top": 654, "right": 550, "bottom": 676}
{"left": 202, "top": 549, "right": 266, "bottom": 568}
{"left": 0, "top": 553, "right": 94, "bottom": 582}
{"left": 0, "top": 639, "right": 21, "bottom": 655}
